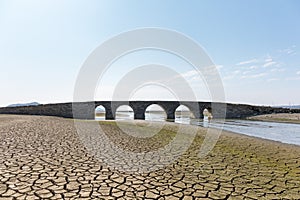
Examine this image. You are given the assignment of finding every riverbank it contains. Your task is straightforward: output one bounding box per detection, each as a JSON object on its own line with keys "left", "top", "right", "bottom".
{"left": 0, "top": 114, "right": 299, "bottom": 199}
{"left": 248, "top": 113, "right": 300, "bottom": 124}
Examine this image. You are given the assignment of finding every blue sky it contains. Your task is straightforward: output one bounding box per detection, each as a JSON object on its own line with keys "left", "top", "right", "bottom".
{"left": 0, "top": 0, "right": 300, "bottom": 106}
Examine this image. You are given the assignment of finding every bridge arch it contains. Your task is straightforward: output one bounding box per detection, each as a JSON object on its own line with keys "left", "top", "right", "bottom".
{"left": 94, "top": 102, "right": 114, "bottom": 120}
{"left": 115, "top": 105, "right": 134, "bottom": 120}
{"left": 175, "top": 105, "right": 195, "bottom": 124}
{"left": 145, "top": 104, "right": 167, "bottom": 121}
{"left": 95, "top": 105, "right": 106, "bottom": 120}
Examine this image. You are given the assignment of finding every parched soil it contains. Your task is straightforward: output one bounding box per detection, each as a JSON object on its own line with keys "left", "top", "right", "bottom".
{"left": 0, "top": 115, "right": 299, "bottom": 199}
{"left": 248, "top": 113, "right": 300, "bottom": 124}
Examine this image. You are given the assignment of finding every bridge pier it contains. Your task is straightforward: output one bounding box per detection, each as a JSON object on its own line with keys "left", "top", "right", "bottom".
{"left": 105, "top": 110, "right": 114, "bottom": 120}
{"left": 132, "top": 107, "right": 146, "bottom": 120}
{"left": 134, "top": 112, "right": 145, "bottom": 120}
{"left": 165, "top": 107, "right": 177, "bottom": 120}
{"left": 166, "top": 112, "right": 175, "bottom": 120}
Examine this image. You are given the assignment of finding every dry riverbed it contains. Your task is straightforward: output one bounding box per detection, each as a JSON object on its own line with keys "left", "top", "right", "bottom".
{"left": 0, "top": 115, "right": 299, "bottom": 199}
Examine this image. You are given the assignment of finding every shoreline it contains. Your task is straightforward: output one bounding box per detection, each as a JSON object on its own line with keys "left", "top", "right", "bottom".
{"left": 247, "top": 117, "right": 300, "bottom": 124}
{"left": 171, "top": 118, "right": 300, "bottom": 147}
{"left": 1, "top": 113, "right": 299, "bottom": 149}
{"left": 2, "top": 113, "right": 300, "bottom": 146}
{"left": 220, "top": 125, "right": 300, "bottom": 148}
{"left": 247, "top": 113, "right": 300, "bottom": 124}
{"left": 199, "top": 120, "right": 300, "bottom": 147}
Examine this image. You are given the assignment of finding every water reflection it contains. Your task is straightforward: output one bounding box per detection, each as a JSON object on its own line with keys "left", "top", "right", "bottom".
{"left": 195, "top": 120, "right": 300, "bottom": 146}
{"left": 175, "top": 111, "right": 191, "bottom": 124}
{"left": 144, "top": 111, "right": 165, "bottom": 121}
{"left": 95, "top": 107, "right": 300, "bottom": 146}
{"left": 145, "top": 105, "right": 166, "bottom": 121}
{"left": 116, "top": 105, "right": 134, "bottom": 120}
{"left": 116, "top": 111, "right": 134, "bottom": 120}
{"left": 95, "top": 111, "right": 134, "bottom": 120}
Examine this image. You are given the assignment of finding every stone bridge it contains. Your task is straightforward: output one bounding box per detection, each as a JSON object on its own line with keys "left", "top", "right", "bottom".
{"left": 0, "top": 101, "right": 298, "bottom": 120}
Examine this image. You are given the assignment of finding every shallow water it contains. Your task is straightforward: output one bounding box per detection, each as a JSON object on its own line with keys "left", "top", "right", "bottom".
{"left": 200, "top": 120, "right": 300, "bottom": 146}
{"left": 96, "top": 111, "right": 300, "bottom": 146}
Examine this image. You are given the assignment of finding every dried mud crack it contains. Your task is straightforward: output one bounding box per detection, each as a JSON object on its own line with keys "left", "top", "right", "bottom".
{"left": 0, "top": 115, "right": 299, "bottom": 199}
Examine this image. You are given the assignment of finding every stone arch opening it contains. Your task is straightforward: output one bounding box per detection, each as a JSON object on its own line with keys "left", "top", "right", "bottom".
{"left": 202, "top": 107, "right": 212, "bottom": 118}
{"left": 115, "top": 105, "right": 134, "bottom": 120}
{"left": 145, "top": 104, "right": 167, "bottom": 121}
{"left": 175, "top": 105, "right": 195, "bottom": 124}
{"left": 202, "top": 107, "right": 213, "bottom": 127}
{"left": 95, "top": 105, "right": 106, "bottom": 120}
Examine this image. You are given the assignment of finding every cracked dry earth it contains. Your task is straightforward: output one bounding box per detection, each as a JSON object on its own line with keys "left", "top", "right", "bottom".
{"left": 0, "top": 115, "right": 299, "bottom": 200}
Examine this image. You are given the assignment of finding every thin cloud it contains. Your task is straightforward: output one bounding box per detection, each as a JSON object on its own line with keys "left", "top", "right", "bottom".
{"left": 241, "top": 73, "right": 267, "bottom": 79}
{"left": 282, "top": 48, "right": 296, "bottom": 55}
{"left": 279, "top": 46, "right": 297, "bottom": 56}
{"left": 179, "top": 64, "right": 223, "bottom": 79}
{"left": 263, "top": 61, "right": 276, "bottom": 68}
{"left": 264, "top": 55, "right": 273, "bottom": 63}
{"left": 236, "top": 59, "right": 258, "bottom": 66}
{"left": 242, "top": 70, "right": 251, "bottom": 75}
{"left": 223, "top": 75, "right": 235, "bottom": 80}
{"left": 251, "top": 73, "right": 268, "bottom": 78}
{"left": 265, "top": 58, "right": 273, "bottom": 62}
{"left": 286, "top": 77, "right": 300, "bottom": 81}
{"left": 165, "top": 70, "right": 199, "bottom": 84}
{"left": 249, "top": 65, "right": 258, "bottom": 69}
{"left": 271, "top": 68, "right": 285, "bottom": 72}
{"left": 297, "top": 71, "right": 300, "bottom": 75}
{"left": 172, "top": 65, "right": 224, "bottom": 83}
{"left": 180, "top": 70, "right": 198, "bottom": 78}
{"left": 216, "top": 65, "right": 223, "bottom": 70}
{"left": 267, "top": 78, "right": 279, "bottom": 82}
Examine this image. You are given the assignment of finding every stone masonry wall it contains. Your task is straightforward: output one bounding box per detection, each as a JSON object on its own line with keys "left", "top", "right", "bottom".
{"left": 0, "top": 101, "right": 298, "bottom": 120}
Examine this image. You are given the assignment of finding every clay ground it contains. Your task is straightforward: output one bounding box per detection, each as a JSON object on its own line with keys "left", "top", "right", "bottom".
{"left": 0, "top": 115, "right": 299, "bottom": 199}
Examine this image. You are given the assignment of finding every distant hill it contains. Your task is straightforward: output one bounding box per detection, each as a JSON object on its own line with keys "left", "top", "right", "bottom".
{"left": 286, "top": 105, "right": 300, "bottom": 109}
{"left": 7, "top": 102, "right": 40, "bottom": 107}
{"left": 274, "top": 105, "right": 300, "bottom": 109}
